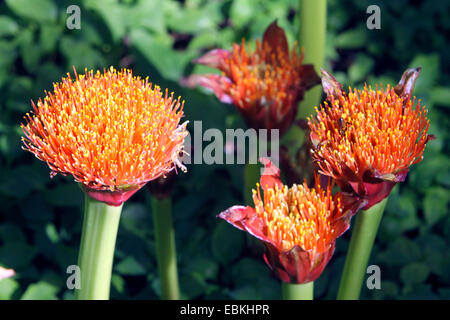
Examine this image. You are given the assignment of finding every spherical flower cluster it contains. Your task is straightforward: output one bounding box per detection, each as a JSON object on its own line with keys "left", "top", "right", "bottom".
{"left": 219, "top": 158, "right": 362, "bottom": 283}
{"left": 308, "top": 68, "right": 434, "bottom": 209}
{"left": 22, "top": 67, "right": 188, "bottom": 205}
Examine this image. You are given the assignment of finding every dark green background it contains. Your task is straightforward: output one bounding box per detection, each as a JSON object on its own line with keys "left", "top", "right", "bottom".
{"left": 0, "top": 0, "right": 449, "bottom": 300}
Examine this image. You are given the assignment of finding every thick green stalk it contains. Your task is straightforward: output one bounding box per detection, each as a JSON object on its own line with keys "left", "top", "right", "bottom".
{"left": 337, "top": 198, "right": 388, "bottom": 300}
{"left": 76, "top": 194, "right": 123, "bottom": 300}
{"left": 152, "top": 196, "right": 180, "bottom": 300}
{"left": 298, "top": 0, "right": 327, "bottom": 119}
{"left": 282, "top": 282, "right": 314, "bottom": 300}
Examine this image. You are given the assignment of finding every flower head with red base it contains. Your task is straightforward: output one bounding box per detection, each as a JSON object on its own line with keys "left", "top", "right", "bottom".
{"left": 21, "top": 67, "right": 188, "bottom": 206}
{"left": 308, "top": 68, "right": 434, "bottom": 210}
{"left": 218, "top": 158, "right": 363, "bottom": 284}
{"left": 184, "top": 21, "right": 320, "bottom": 136}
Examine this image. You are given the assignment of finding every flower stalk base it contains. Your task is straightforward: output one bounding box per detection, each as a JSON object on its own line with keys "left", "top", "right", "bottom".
{"left": 337, "top": 198, "right": 388, "bottom": 300}
{"left": 152, "top": 196, "right": 180, "bottom": 300}
{"left": 282, "top": 282, "right": 314, "bottom": 300}
{"left": 76, "top": 194, "right": 123, "bottom": 300}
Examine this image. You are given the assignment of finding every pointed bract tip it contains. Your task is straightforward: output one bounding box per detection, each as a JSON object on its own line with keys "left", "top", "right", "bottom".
{"left": 258, "top": 157, "right": 283, "bottom": 191}
{"left": 262, "top": 20, "right": 289, "bottom": 55}
{"left": 394, "top": 67, "right": 421, "bottom": 98}
{"left": 320, "top": 69, "right": 343, "bottom": 99}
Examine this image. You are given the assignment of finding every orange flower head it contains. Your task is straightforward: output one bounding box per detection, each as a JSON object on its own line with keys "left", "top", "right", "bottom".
{"left": 252, "top": 178, "right": 341, "bottom": 254}
{"left": 308, "top": 68, "right": 434, "bottom": 209}
{"left": 21, "top": 67, "right": 188, "bottom": 205}
{"left": 183, "top": 21, "right": 320, "bottom": 136}
{"left": 219, "top": 158, "right": 362, "bottom": 284}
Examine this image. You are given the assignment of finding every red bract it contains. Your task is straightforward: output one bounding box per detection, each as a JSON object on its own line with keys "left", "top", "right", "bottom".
{"left": 183, "top": 21, "right": 320, "bottom": 136}
{"left": 218, "top": 158, "right": 363, "bottom": 284}
{"left": 308, "top": 68, "right": 435, "bottom": 210}
{"left": 82, "top": 184, "right": 144, "bottom": 207}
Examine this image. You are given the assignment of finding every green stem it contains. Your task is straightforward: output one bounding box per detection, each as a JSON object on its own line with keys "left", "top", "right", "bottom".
{"left": 282, "top": 282, "right": 314, "bottom": 300}
{"left": 76, "top": 194, "right": 123, "bottom": 300}
{"left": 337, "top": 198, "right": 388, "bottom": 300}
{"left": 298, "top": 0, "right": 327, "bottom": 119}
{"left": 244, "top": 163, "right": 261, "bottom": 205}
{"left": 152, "top": 196, "right": 180, "bottom": 300}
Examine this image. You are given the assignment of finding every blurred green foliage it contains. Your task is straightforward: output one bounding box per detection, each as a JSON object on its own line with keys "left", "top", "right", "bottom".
{"left": 0, "top": 0, "right": 449, "bottom": 300}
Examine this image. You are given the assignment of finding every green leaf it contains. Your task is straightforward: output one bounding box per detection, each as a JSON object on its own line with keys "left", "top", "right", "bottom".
{"left": 84, "top": 0, "right": 126, "bottom": 43}
{"left": 280, "top": 125, "right": 305, "bottom": 160}
{"left": 430, "top": 86, "right": 450, "bottom": 108}
{"left": 21, "top": 281, "right": 59, "bottom": 300}
{"left": 6, "top": 77, "right": 34, "bottom": 112}
{"left": 0, "top": 278, "right": 19, "bottom": 300}
{"left": 125, "top": 0, "right": 166, "bottom": 34}
{"left": 230, "top": 277, "right": 280, "bottom": 300}
{"left": 348, "top": 54, "right": 374, "bottom": 83}
{"left": 40, "top": 24, "right": 62, "bottom": 54}
{"left": 115, "top": 257, "right": 146, "bottom": 276}
{"left": 408, "top": 54, "right": 440, "bottom": 93}
{"left": 377, "top": 237, "right": 422, "bottom": 267}
{"left": 401, "top": 283, "right": 438, "bottom": 299}
{"left": 400, "top": 262, "right": 430, "bottom": 285}
{"left": 179, "top": 273, "right": 207, "bottom": 299}
{"left": 423, "top": 249, "right": 444, "bottom": 276}
{"left": 211, "top": 222, "right": 244, "bottom": 265}
{"left": 130, "top": 29, "right": 192, "bottom": 81}
{"left": 6, "top": 0, "right": 57, "bottom": 22}
{"left": 0, "top": 40, "right": 17, "bottom": 72}
{"left": 0, "top": 166, "right": 43, "bottom": 198}
{"left": 438, "top": 288, "right": 450, "bottom": 299}
{"left": 0, "top": 224, "right": 27, "bottom": 243}
{"left": 384, "top": 190, "right": 419, "bottom": 233}
{"left": 0, "top": 242, "right": 37, "bottom": 269}
{"left": 231, "top": 258, "right": 271, "bottom": 286}
{"left": 166, "top": 2, "right": 222, "bottom": 33}
{"left": 423, "top": 187, "right": 450, "bottom": 227}
{"left": 174, "top": 194, "right": 207, "bottom": 221}
{"left": 229, "top": 285, "right": 262, "bottom": 300}
{"left": 230, "top": 0, "right": 259, "bottom": 28}
{"left": 17, "top": 29, "right": 41, "bottom": 72}
{"left": 183, "top": 256, "right": 218, "bottom": 281}
{"left": 188, "top": 32, "right": 220, "bottom": 50}
{"left": 55, "top": 244, "right": 77, "bottom": 270}
{"left": 0, "top": 16, "right": 19, "bottom": 37}
{"left": 409, "top": 156, "right": 450, "bottom": 193}
{"left": 111, "top": 274, "right": 125, "bottom": 294}
{"left": 44, "top": 183, "right": 83, "bottom": 207}
{"left": 371, "top": 281, "right": 399, "bottom": 300}
{"left": 20, "top": 194, "right": 53, "bottom": 224}
{"left": 45, "top": 223, "right": 60, "bottom": 244}
{"left": 60, "top": 37, "right": 105, "bottom": 70}
{"left": 121, "top": 203, "right": 149, "bottom": 236}
{"left": 334, "top": 27, "right": 368, "bottom": 49}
